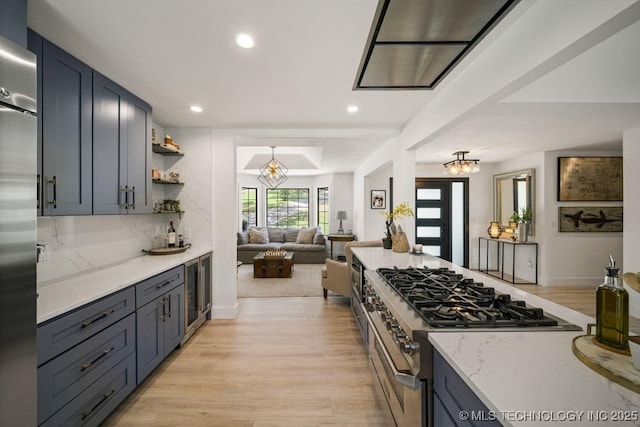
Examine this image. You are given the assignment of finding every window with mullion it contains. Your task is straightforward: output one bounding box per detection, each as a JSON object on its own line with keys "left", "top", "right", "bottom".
{"left": 317, "top": 187, "right": 329, "bottom": 234}
{"left": 241, "top": 187, "right": 257, "bottom": 230}
{"left": 266, "top": 188, "right": 309, "bottom": 228}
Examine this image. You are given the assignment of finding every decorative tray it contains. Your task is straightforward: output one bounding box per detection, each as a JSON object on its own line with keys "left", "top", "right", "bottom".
{"left": 572, "top": 324, "right": 640, "bottom": 393}
{"left": 143, "top": 243, "right": 191, "bottom": 256}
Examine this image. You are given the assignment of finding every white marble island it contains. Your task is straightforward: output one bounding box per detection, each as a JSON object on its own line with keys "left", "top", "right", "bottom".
{"left": 351, "top": 247, "right": 640, "bottom": 426}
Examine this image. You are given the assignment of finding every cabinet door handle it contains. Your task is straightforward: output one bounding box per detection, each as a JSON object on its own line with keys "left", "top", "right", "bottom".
{"left": 80, "top": 347, "right": 114, "bottom": 371}
{"left": 166, "top": 294, "right": 172, "bottom": 318}
{"left": 47, "top": 176, "right": 57, "bottom": 208}
{"left": 37, "top": 174, "right": 40, "bottom": 209}
{"left": 123, "top": 185, "right": 129, "bottom": 210}
{"left": 80, "top": 309, "right": 115, "bottom": 329}
{"left": 131, "top": 186, "right": 135, "bottom": 210}
{"left": 159, "top": 297, "right": 166, "bottom": 320}
{"left": 81, "top": 389, "right": 115, "bottom": 420}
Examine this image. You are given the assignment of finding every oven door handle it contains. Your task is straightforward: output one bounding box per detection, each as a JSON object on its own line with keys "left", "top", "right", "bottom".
{"left": 364, "top": 309, "right": 420, "bottom": 391}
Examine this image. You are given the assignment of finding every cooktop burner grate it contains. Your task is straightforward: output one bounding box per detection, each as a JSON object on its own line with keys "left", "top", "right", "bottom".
{"left": 377, "top": 267, "right": 558, "bottom": 328}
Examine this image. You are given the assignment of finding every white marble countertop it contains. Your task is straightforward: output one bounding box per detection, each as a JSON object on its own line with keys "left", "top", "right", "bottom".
{"left": 351, "top": 247, "right": 640, "bottom": 426}
{"left": 429, "top": 332, "right": 640, "bottom": 426}
{"left": 37, "top": 245, "right": 212, "bottom": 324}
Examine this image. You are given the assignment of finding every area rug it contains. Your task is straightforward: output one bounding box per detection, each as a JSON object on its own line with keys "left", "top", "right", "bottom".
{"left": 236, "top": 263, "right": 324, "bottom": 297}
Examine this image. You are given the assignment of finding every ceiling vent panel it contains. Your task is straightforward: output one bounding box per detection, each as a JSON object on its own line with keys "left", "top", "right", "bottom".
{"left": 355, "top": 0, "right": 519, "bottom": 89}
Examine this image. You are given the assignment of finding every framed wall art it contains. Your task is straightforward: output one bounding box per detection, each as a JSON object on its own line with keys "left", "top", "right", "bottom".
{"left": 371, "top": 190, "right": 386, "bottom": 209}
{"left": 558, "top": 157, "right": 623, "bottom": 201}
{"left": 558, "top": 206, "right": 623, "bottom": 232}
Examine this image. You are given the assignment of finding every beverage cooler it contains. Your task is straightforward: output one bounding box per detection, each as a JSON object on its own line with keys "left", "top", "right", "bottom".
{"left": 184, "top": 252, "right": 212, "bottom": 341}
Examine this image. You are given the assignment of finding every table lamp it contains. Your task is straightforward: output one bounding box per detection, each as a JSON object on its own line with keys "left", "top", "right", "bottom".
{"left": 336, "top": 211, "right": 347, "bottom": 234}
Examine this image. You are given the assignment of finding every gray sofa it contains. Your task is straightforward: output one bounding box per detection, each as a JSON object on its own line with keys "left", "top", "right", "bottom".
{"left": 237, "top": 226, "right": 327, "bottom": 264}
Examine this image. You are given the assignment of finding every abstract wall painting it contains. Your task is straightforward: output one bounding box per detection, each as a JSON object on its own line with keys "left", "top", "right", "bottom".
{"left": 558, "top": 206, "right": 623, "bottom": 232}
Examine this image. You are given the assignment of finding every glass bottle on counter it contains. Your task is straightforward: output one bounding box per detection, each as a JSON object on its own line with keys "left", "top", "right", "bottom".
{"left": 595, "top": 255, "right": 628, "bottom": 350}
{"left": 167, "top": 221, "right": 177, "bottom": 248}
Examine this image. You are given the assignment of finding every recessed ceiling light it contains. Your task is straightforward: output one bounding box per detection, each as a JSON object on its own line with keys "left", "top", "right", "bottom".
{"left": 347, "top": 105, "right": 359, "bottom": 113}
{"left": 235, "top": 33, "right": 255, "bottom": 49}
{"left": 190, "top": 105, "right": 203, "bottom": 113}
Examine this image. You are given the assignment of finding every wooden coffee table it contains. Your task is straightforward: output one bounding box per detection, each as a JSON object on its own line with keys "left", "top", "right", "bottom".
{"left": 253, "top": 252, "right": 294, "bottom": 278}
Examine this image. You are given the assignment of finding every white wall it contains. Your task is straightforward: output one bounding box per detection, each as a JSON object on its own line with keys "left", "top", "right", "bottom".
{"left": 210, "top": 131, "right": 239, "bottom": 319}
{"left": 541, "top": 149, "right": 623, "bottom": 286}
{"left": 363, "top": 165, "right": 392, "bottom": 241}
{"left": 623, "top": 129, "right": 640, "bottom": 317}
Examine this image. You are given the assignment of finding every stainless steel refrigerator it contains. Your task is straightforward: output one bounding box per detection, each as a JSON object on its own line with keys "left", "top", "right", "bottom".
{"left": 0, "top": 33, "right": 37, "bottom": 425}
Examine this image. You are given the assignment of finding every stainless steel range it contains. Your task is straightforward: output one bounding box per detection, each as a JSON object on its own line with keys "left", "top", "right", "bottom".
{"left": 362, "top": 265, "right": 581, "bottom": 427}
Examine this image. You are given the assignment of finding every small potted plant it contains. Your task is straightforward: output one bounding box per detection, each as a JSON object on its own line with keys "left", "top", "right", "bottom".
{"left": 509, "top": 211, "right": 520, "bottom": 229}
{"left": 380, "top": 202, "right": 414, "bottom": 252}
{"left": 163, "top": 199, "right": 181, "bottom": 213}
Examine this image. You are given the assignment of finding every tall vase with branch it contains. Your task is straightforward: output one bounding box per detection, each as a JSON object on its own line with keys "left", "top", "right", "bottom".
{"left": 380, "top": 202, "right": 414, "bottom": 252}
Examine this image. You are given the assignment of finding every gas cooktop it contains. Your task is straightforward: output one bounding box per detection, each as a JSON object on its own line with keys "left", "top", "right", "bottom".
{"left": 377, "top": 267, "right": 560, "bottom": 328}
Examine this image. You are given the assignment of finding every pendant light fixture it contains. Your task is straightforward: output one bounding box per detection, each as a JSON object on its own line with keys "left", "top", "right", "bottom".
{"left": 258, "top": 146, "right": 288, "bottom": 188}
{"left": 443, "top": 151, "right": 480, "bottom": 175}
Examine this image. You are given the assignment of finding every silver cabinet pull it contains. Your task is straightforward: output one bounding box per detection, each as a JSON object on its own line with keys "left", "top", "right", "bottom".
{"left": 81, "top": 389, "right": 115, "bottom": 420}
{"left": 80, "top": 309, "right": 115, "bottom": 329}
{"left": 80, "top": 347, "right": 114, "bottom": 371}
{"left": 159, "top": 297, "right": 166, "bottom": 321}
{"left": 48, "top": 176, "right": 57, "bottom": 208}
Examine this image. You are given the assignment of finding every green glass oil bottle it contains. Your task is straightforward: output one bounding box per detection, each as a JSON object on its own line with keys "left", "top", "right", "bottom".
{"left": 595, "top": 255, "right": 628, "bottom": 350}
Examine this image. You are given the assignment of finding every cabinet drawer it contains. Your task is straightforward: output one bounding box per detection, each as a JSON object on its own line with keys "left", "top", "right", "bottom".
{"left": 38, "top": 314, "right": 135, "bottom": 424}
{"left": 434, "top": 351, "right": 501, "bottom": 427}
{"left": 41, "top": 352, "right": 136, "bottom": 427}
{"left": 38, "top": 287, "right": 135, "bottom": 365}
{"left": 135, "top": 265, "right": 183, "bottom": 308}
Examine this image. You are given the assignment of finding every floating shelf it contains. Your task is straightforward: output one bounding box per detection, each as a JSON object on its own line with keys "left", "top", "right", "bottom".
{"left": 152, "top": 143, "right": 184, "bottom": 156}
{"left": 153, "top": 210, "right": 184, "bottom": 219}
{"left": 152, "top": 179, "right": 185, "bottom": 185}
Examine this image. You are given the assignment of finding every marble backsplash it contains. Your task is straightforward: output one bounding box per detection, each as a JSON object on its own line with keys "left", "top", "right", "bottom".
{"left": 37, "top": 127, "right": 213, "bottom": 283}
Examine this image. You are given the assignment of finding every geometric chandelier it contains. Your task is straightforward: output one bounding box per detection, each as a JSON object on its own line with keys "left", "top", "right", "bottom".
{"left": 443, "top": 151, "right": 480, "bottom": 176}
{"left": 258, "top": 146, "right": 288, "bottom": 188}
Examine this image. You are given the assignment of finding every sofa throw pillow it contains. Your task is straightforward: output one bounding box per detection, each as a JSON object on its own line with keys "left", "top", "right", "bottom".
{"left": 295, "top": 227, "right": 317, "bottom": 244}
{"left": 313, "top": 232, "right": 325, "bottom": 245}
{"left": 248, "top": 227, "right": 269, "bottom": 244}
{"left": 267, "top": 227, "right": 285, "bottom": 243}
{"left": 284, "top": 228, "right": 300, "bottom": 242}
{"left": 237, "top": 231, "right": 249, "bottom": 245}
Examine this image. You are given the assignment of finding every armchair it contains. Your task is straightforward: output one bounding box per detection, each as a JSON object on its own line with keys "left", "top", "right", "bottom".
{"left": 321, "top": 239, "right": 382, "bottom": 298}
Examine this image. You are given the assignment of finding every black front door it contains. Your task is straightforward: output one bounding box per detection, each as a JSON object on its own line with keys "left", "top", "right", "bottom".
{"left": 415, "top": 178, "right": 469, "bottom": 266}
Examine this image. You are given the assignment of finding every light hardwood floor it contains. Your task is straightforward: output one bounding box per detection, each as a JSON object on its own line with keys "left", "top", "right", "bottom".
{"left": 102, "top": 297, "right": 391, "bottom": 427}
{"left": 103, "top": 277, "right": 633, "bottom": 426}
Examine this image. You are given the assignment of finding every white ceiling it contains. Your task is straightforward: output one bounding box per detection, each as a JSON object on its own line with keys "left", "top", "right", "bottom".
{"left": 27, "top": 0, "right": 640, "bottom": 174}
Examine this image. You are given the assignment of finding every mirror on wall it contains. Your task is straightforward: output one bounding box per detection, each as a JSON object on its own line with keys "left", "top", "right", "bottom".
{"left": 494, "top": 168, "right": 535, "bottom": 236}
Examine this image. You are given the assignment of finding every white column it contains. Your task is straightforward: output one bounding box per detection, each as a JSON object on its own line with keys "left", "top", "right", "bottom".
{"left": 623, "top": 128, "right": 640, "bottom": 317}
{"left": 392, "top": 145, "right": 416, "bottom": 245}
{"left": 211, "top": 131, "right": 239, "bottom": 319}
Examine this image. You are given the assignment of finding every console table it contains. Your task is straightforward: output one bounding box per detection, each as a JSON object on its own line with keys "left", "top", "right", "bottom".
{"left": 327, "top": 234, "right": 356, "bottom": 260}
{"left": 478, "top": 237, "right": 538, "bottom": 284}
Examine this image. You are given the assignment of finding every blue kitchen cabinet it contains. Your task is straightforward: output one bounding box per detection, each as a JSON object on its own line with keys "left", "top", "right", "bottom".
{"left": 93, "top": 72, "right": 152, "bottom": 214}
{"left": 28, "top": 31, "right": 93, "bottom": 216}
{"left": 433, "top": 350, "right": 501, "bottom": 427}
{"left": 37, "top": 288, "right": 136, "bottom": 426}
{"left": 136, "top": 266, "right": 185, "bottom": 383}
{"left": 0, "top": 0, "right": 27, "bottom": 47}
